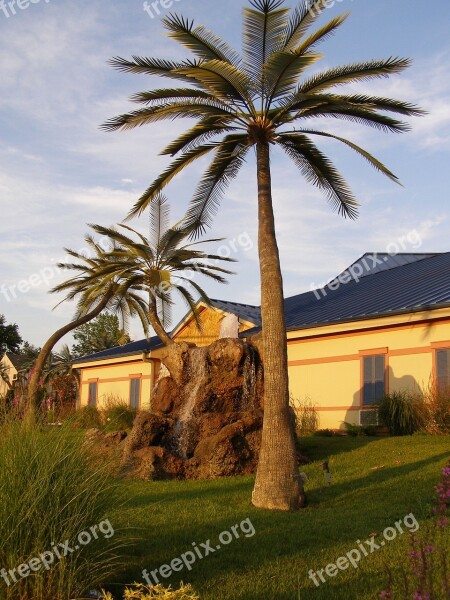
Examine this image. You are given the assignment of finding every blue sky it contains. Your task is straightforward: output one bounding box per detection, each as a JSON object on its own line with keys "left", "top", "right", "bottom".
{"left": 1, "top": 0, "right": 449, "bottom": 348}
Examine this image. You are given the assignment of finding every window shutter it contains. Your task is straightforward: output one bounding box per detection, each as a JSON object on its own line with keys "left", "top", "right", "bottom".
{"left": 130, "top": 378, "right": 140, "bottom": 409}
{"left": 88, "top": 382, "right": 97, "bottom": 407}
{"left": 363, "top": 355, "right": 385, "bottom": 405}
{"left": 436, "top": 350, "right": 449, "bottom": 392}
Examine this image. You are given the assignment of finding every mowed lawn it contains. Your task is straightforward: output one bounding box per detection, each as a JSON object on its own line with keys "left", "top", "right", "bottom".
{"left": 106, "top": 435, "right": 450, "bottom": 600}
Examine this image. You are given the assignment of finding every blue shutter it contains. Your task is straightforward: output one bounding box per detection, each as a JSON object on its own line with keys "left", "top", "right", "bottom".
{"left": 130, "top": 378, "right": 140, "bottom": 409}
{"left": 363, "top": 355, "right": 385, "bottom": 405}
{"left": 436, "top": 350, "right": 449, "bottom": 393}
{"left": 88, "top": 382, "right": 97, "bottom": 407}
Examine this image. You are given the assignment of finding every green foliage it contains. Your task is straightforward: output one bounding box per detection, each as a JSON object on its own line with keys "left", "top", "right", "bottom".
{"left": 343, "top": 422, "right": 378, "bottom": 437}
{"left": 102, "top": 583, "right": 199, "bottom": 599}
{"left": 290, "top": 395, "right": 319, "bottom": 435}
{"left": 378, "top": 391, "right": 429, "bottom": 436}
{"left": 423, "top": 384, "right": 450, "bottom": 434}
{"left": 69, "top": 405, "right": 103, "bottom": 429}
{"left": 72, "top": 313, "right": 131, "bottom": 359}
{"left": 0, "top": 420, "right": 124, "bottom": 600}
{"left": 0, "top": 315, "right": 22, "bottom": 355}
{"left": 313, "top": 428, "right": 335, "bottom": 437}
{"left": 103, "top": 397, "right": 137, "bottom": 432}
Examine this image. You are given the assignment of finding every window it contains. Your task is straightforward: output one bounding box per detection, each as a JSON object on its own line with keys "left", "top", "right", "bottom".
{"left": 88, "top": 382, "right": 97, "bottom": 407}
{"left": 436, "top": 349, "right": 450, "bottom": 392}
{"left": 362, "top": 355, "right": 385, "bottom": 405}
{"left": 130, "top": 378, "right": 141, "bottom": 410}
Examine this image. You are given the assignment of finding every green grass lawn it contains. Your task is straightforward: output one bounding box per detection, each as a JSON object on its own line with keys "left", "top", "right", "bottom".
{"left": 107, "top": 435, "right": 449, "bottom": 600}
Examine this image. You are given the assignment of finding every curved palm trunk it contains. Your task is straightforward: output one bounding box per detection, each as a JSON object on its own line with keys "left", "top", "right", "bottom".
{"left": 252, "top": 142, "right": 304, "bottom": 511}
{"left": 27, "top": 294, "right": 112, "bottom": 416}
{"left": 149, "top": 295, "right": 175, "bottom": 346}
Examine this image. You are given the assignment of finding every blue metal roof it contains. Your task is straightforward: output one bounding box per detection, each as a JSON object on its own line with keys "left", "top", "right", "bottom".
{"left": 283, "top": 252, "right": 450, "bottom": 330}
{"left": 73, "top": 336, "right": 163, "bottom": 364}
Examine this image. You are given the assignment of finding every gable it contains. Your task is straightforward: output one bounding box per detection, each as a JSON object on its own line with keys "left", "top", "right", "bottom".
{"left": 174, "top": 305, "right": 257, "bottom": 347}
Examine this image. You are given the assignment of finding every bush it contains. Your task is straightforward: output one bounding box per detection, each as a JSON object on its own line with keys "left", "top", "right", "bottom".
{"left": 378, "top": 391, "right": 429, "bottom": 436}
{"left": 313, "top": 428, "right": 335, "bottom": 437}
{"left": 290, "top": 395, "right": 319, "bottom": 435}
{"left": 343, "top": 422, "right": 378, "bottom": 437}
{"left": 0, "top": 420, "right": 124, "bottom": 600}
{"left": 69, "top": 405, "right": 103, "bottom": 429}
{"left": 103, "top": 396, "right": 137, "bottom": 432}
{"left": 102, "top": 583, "right": 199, "bottom": 599}
{"left": 423, "top": 385, "right": 450, "bottom": 434}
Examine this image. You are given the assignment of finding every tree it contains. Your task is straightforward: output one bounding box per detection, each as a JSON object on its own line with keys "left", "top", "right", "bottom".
{"left": 27, "top": 235, "right": 149, "bottom": 414}
{"left": 0, "top": 315, "right": 22, "bottom": 355}
{"left": 102, "top": 0, "right": 423, "bottom": 510}
{"left": 89, "top": 194, "right": 235, "bottom": 346}
{"left": 72, "top": 313, "right": 131, "bottom": 358}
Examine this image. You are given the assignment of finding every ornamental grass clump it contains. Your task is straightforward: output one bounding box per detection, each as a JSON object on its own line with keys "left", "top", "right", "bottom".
{"left": 0, "top": 419, "right": 124, "bottom": 600}
{"left": 378, "top": 391, "right": 429, "bottom": 436}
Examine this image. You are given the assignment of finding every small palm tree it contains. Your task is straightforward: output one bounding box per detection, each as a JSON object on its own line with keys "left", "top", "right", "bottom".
{"left": 90, "top": 194, "right": 235, "bottom": 345}
{"left": 102, "top": 0, "right": 423, "bottom": 510}
{"left": 27, "top": 236, "right": 149, "bottom": 413}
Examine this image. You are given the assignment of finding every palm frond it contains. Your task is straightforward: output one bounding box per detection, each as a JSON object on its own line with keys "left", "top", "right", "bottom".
{"left": 149, "top": 193, "right": 170, "bottom": 250}
{"left": 243, "top": 0, "right": 290, "bottom": 85}
{"left": 294, "top": 12, "right": 350, "bottom": 54}
{"left": 101, "top": 101, "right": 235, "bottom": 132}
{"left": 184, "top": 135, "right": 250, "bottom": 235}
{"left": 163, "top": 14, "right": 241, "bottom": 65}
{"left": 298, "top": 57, "right": 412, "bottom": 93}
{"left": 127, "top": 143, "right": 218, "bottom": 219}
{"left": 280, "top": 0, "right": 332, "bottom": 51}
{"left": 108, "top": 56, "right": 201, "bottom": 83}
{"left": 263, "top": 50, "right": 321, "bottom": 106}
{"left": 297, "top": 105, "right": 410, "bottom": 133}
{"left": 278, "top": 132, "right": 359, "bottom": 219}
{"left": 173, "top": 60, "right": 256, "bottom": 111}
{"left": 160, "top": 118, "right": 235, "bottom": 157}
{"left": 287, "top": 129, "right": 400, "bottom": 184}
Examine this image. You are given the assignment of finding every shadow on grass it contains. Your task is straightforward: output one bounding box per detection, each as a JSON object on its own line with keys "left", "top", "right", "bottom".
{"left": 299, "top": 435, "right": 382, "bottom": 462}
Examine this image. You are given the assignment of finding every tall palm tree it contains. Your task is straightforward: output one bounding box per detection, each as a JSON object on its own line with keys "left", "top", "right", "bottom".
{"left": 102, "top": 0, "right": 423, "bottom": 510}
{"left": 89, "top": 194, "right": 235, "bottom": 346}
{"left": 27, "top": 236, "right": 149, "bottom": 413}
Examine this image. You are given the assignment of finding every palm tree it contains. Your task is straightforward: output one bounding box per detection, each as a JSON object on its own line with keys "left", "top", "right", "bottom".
{"left": 89, "top": 194, "right": 235, "bottom": 346}
{"left": 102, "top": 0, "right": 423, "bottom": 510}
{"left": 27, "top": 236, "right": 149, "bottom": 414}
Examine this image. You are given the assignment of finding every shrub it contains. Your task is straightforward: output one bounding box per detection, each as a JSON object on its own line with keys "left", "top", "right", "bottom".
{"left": 423, "top": 384, "right": 450, "bottom": 434}
{"left": 378, "top": 391, "right": 429, "bottom": 436}
{"left": 102, "top": 583, "right": 199, "bottom": 599}
{"left": 290, "top": 395, "right": 319, "bottom": 435}
{"left": 343, "top": 422, "right": 378, "bottom": 437}
{"left": 313, "top": 428, "right": 335, "bottom": 437}
{"left": 69, "top": 405, "right": 103, "bottom": 429}
{"left": 0, "top": 420, "right": 124, "bottom": 600}
{"left": 103, "top": 396, "right": 137, "bottom": 432}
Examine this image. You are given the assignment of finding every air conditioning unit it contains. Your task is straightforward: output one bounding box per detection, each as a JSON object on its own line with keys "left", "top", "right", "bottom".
{"left": 359, "top": 409, "right": 379, "bottom": 426}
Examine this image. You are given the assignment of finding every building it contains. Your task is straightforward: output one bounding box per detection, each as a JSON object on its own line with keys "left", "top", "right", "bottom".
{"left": 0, "top": 353, "right": 28, "bottom": 397}
{"left": 74, "top": 252, "right": 450, "bottom": 429}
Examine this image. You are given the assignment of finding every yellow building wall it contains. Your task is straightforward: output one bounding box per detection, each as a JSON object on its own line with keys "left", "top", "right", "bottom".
{"left": 0, "top": 356, "right": 16, "bottom": 397}
{"left": 78, "top": 358, "right": 156, "bottom": 411}
{"left": 287, "top": 308, "right": 450, "bottom": 429}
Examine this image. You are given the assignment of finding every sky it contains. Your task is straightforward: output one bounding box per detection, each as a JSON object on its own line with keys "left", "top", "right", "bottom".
{"left": 1, "top": 0, "right": 450, "bottom": 349}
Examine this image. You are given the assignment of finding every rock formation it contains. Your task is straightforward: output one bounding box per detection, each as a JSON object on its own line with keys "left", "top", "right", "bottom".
{"left": 122, "top": 338, "right": 264, "bottom": 480}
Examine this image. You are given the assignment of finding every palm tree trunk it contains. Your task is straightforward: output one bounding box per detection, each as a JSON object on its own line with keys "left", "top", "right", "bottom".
{"left": 27, "top": 293, "right": 112, "bottom": 418}
{"left": 252, "top": 142, "right": 304, "bottom": 511}
{"left": 149, "top": 295, "right": 175, "bottom": 346}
